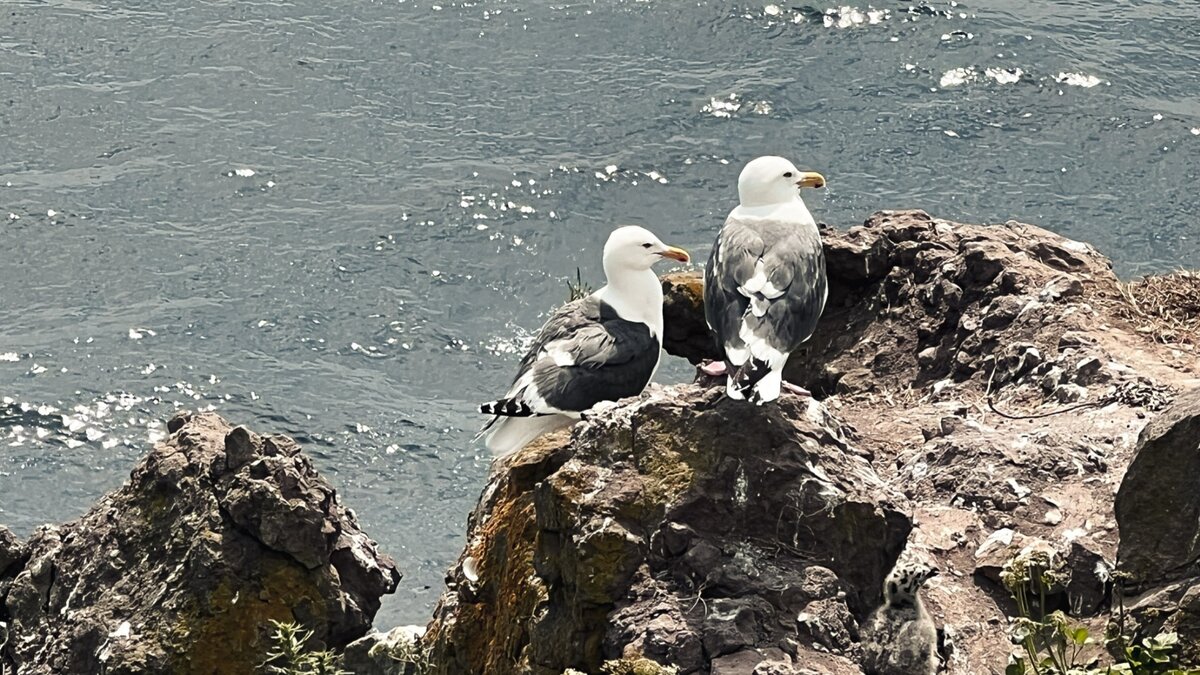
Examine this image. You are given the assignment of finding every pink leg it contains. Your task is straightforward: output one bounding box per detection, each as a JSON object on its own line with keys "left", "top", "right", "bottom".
{"left": 700, "top": 360, "right": 727, "bottom": 377}
{"left": 782, "top": 381, "right": 812, "bottom": 397}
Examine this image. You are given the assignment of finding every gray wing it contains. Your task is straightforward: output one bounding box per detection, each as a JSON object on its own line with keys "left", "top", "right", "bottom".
{"left": 704, "top": 215, "right": 827, "bottom": 361}
{"left": 503, "top": 297, "right": 660, "bottom": 413}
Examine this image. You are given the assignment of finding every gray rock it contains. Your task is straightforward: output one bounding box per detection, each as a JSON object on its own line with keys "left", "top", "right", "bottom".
{"left": 1116, "top": 388, "right": 1200, "bottom": 586}
{"left": 702, "top": 597, "right": 774, "bottom": 658}
{"left": 1053, "top": 383, "right": 1088, "bottom": 403}
{"left": 710, "top": 648, "right": 797, "bottom": 675}
{"left": 340, "top": 626, "right": 427, "bottom": 675}
{"left": 0, "top": 526, "right": 23, "bottom": 575}
{"left": 1114, "top": 388, "right": 1200, "bottom": 661}
{"left": 1064, "top": 540, "right": 1109, "bottom": 616}
{"left": 796, "top": 598, "right": 858, "bottom": 652}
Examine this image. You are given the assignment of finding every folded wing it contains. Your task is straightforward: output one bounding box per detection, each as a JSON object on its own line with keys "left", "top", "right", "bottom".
{"left": 479, "top": 296, "right": 660, "bottom": 453}
{"left": 704, "top": 215, "right": 827, "bottom": 400}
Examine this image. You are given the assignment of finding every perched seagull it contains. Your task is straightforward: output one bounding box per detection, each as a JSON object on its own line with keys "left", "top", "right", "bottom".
{"left": 702, "top": 155, "right": 828, "bottom": 404}
{"left": 477, "top": 225, "right": 690, "bottom": 455}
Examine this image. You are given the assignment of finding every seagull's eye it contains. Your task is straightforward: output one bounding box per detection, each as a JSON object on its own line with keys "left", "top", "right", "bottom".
{"left": 641, "top": 243, "right": 653, "bottom": 249}
{"left": 783, "top": 171, "right": 794, "bottom": 178}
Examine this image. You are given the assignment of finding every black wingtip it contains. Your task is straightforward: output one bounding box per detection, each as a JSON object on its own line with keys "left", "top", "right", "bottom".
{"left": 479, "top": 398, "right": 535, "bottom": 418}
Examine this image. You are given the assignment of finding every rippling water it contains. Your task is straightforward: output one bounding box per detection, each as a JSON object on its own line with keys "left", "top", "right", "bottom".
{"left": 1, "top": 0, "right": 1197, "bottom": 625}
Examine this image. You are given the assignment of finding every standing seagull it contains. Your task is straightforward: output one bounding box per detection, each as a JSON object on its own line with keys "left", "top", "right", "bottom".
{"left": 861, "top": 559, "right": 940, "bottom": 675}
{"left": 703, "top": 155, "right": 828, "bottom": 404}
{"left": 477, "top": 225, "right": 690, "bottom": 455}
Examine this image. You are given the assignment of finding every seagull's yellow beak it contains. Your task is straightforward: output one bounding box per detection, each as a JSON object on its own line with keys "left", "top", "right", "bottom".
{"left": 795, "top": 172, "right": 826, "bottom": 189}
{"left": 658, "top": 245, "right": 690, "bottom": 263}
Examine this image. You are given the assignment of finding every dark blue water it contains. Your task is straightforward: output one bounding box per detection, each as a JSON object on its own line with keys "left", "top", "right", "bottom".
{"left": 2, "top": 0, "right": 1197, "bottom": 625}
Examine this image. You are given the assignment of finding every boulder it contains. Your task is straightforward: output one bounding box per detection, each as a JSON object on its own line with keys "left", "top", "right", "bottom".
{"left": 1116, "top": 388, "right": 1200, "bottom": 586}
{"left": 1114, "top": 388, "right": 1200, "bottom": 662}
{"left": 423, "top": 385, "right": 910, "bottom": 675}
{"left": 0, "top": 412, "right": 400, "bottom": 674}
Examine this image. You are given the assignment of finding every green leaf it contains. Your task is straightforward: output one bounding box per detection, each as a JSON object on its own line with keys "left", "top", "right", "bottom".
{"left": 1071, "top": 626, "right": 1091, "bottom": 646}
{"left": 1007, "top": 662, "right": 1027, "bottom": 675}
{"left": 1152, "top": 632, "right": 1180, "bottom": 649}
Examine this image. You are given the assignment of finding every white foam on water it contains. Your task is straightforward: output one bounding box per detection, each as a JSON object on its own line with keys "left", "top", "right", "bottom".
{"left": 822, "top": 6, "right": 889, "bottom": 29}
{"left": 939, "top": 67, "right": 976, "bottom": 87}
{"left": 984, "top": 67, "right": 1023, "bottom": 85}
{"left": 1055, "top": 72, "right": 1102, "bottom": 88}
{"left": 702, "top": 94, "right": 741, "bottom": 118}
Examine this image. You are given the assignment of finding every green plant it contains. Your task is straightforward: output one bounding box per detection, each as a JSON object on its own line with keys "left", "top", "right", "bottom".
{"left": 567, "top": 268, "right": 593, "bottom": 302}
{"left": 259, "top": 620, "right": 348, "bottom": 675}
{"left": 1000, "top": 551, "right": 1199, "bottom": 675}
{"left": 600, "top": 657, "right": 679, "bottom": 675}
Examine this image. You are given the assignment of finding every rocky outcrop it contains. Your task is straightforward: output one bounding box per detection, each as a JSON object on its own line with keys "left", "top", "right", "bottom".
{"left": 0, "top": 412, "right": 400, "bottom": 675}
{"left": 424, "top": 210, "right": 1200, "bottom": 674}
{"left": 2, "top": 210, "right": 1196, "bottom": 674}
{"left": 1116, "top": 388, "right": 1200, "bottom": 662}
{"left": 424, "top": 387, "right": 904, "bottom": 675}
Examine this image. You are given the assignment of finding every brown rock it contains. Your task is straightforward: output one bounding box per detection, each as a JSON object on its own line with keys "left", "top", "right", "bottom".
{"left": 423, "top": 385, "right": 909, "bottom": 674}
{"left": 0, "top": 412, "right": 399, "bottom": 675}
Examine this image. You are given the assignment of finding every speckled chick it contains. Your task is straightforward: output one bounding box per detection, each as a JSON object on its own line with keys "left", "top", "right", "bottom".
{"left": 860, "top": 560, "right": 939, "bottom": 675}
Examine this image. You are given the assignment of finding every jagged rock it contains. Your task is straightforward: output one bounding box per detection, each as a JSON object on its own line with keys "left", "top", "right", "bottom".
{"left": 661, "top": 272, "right": 712, "bottom": 366}
{"left": 1114, "top": 388, "right": 1200, "bottom": 661}
{"left": 423, "top": 385, "right": 909, "bottom": 675}
{"left": 1063, "top": 540, "right": 1110, "bottom": 617}
{"left": 0, "top": 527, "right": 22, "bottom": 576}
{"left": 660, "top": 210, "right": 1159, "bottom": 403}
{"left": 0, "top": 412, "right": 400, "bottom": 675}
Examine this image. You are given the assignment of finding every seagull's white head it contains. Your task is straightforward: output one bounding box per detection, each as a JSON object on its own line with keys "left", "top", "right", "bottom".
{"left": 602, "top": 225, "right": 690, "bottom": 275}
{"left": 737, "top": 155, "right": 826, "bottom": 208}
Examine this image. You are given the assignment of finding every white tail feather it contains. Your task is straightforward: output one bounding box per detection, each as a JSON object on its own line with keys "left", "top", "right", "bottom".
{"left": 483, "top": 414, "right": 574, "bottom": 456}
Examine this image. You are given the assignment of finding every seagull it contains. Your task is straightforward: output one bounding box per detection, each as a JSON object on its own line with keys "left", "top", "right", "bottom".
{"left": 477, "top": 225, "right": 689, "bottom": 455}
{"left": 861, "top": 560, "right": 940, "bottom": 675}
{"left": 702, "top": 155, "right": 828, "bottom": 404}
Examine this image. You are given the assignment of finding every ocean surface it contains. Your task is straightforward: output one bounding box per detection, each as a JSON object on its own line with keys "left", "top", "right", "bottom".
{"left": 2, "top": 0, "right": 1197, "bottom": 626}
